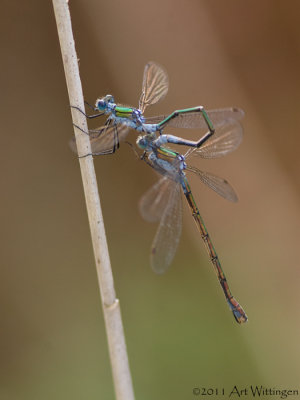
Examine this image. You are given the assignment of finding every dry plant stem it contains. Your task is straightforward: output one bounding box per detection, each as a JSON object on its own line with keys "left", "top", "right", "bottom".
{"left": 52, "top": 1, "right": 135, "bottom": 399}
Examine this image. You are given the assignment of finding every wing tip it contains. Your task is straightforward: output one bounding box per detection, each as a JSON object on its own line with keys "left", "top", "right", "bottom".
{"left": 150, "top": 250, "right": 170, "bottom": 275}
{"left": 232, "top": 107, "right": 245, "bottom": 119}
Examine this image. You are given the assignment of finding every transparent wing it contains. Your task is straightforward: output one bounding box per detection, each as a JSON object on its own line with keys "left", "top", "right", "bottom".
{"left": 139, "top": 177, "right": 173, "bottom": 222}
{"left": 151, "top": 181, "right": 182, "bottom": 274}
{"left": 69, "top": 122, "right": 130, "bottom": 155}
{"left": 187, "top": 166, "right": 238, "bottom": 202}
{"left": 187, "top": 119, "right": 243, "bottom": 159}
{"left": 144, "top": 107, "right": 244, "bottom": 129}
{"left": 143, "top": 114, "right": 167, "bottom": 124}
{"left": 139, "top": 177, "right": 182, "bottom": 274}
{"left": 89, "top": 123, "right": 130, "bottom": 154}
{"left": 139, "top": 62, "right": 169, "bottom": 113}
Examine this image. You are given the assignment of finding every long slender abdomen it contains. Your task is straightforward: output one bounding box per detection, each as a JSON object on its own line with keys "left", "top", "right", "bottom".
{"left": 182, "top": 176, "right": 248, "bottom": 324}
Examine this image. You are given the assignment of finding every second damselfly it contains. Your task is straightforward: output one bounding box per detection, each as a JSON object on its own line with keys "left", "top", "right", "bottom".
{"left": 136, "top": 113, "right": 247, "bottom": 323}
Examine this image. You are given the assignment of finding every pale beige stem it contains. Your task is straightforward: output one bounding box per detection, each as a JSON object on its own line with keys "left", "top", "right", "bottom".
{"left": 52, "top": 1, "right": 135, "bottom": 399}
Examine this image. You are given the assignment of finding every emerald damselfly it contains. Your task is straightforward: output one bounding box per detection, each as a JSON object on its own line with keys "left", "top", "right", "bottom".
{"left": 71, "top": 62, "right": 244, "bottom": 156}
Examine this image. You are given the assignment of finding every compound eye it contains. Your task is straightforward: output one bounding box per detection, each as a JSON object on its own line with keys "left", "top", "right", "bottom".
{"left": 136, "top": 135, "right": 146, "bottom": 149}
{"left": 106, "top": 95, "right": 115, "bottom": 103}
{"left": 97, "top": 99, "right": 106, "bottom": 110}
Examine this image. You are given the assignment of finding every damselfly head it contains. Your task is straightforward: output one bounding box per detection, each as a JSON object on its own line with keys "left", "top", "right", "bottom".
{"left": 95, "top": 94, "right": 115, "bottom": 111}
{"left": 136, "top": 135, "right": 147, "bottom": 150}
{"left": 136, "top": 132, "right": 156, "bottom": 150}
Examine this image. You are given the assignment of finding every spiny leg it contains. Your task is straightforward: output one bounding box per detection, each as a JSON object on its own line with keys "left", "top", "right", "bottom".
{"left": 73, "top": 123, "right": 90, "bottom": 135}
{"left": 73, "top": 120, "right": 118, "bottom": 157}
{"left": 85, "top": 133, "right": 119, "bottom": 157}
{"left": 73, "top": 117, "right": 111, "bottom": 137}
{"left": 77, "top": 125, "right": 118, "bottom": 157}
{"left": 78, "top": 148, "right": 117, "bottom": 158}
{"left": 84, "top": 100, "right": 97, "bottom": 111}
{"left": 73, "top": 124, "right": 108, "bottom": 137}
{"left": 70, "top": 104, "right": 104, "bottom": 119}
{"left": 88, "top": 123, "right": 120, "bottom": 156}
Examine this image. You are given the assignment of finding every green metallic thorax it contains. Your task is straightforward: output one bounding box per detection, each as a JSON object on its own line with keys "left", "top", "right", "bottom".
{"left": 115, "top": 106, "right": 134, "bottom": 118}
{"left": 156, "top": 146, "right": 178, "bottom": 161}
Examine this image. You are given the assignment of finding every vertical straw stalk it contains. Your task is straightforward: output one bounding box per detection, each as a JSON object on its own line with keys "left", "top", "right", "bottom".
{"left": 52, "top": 1, "right": 135, "bottom": 399}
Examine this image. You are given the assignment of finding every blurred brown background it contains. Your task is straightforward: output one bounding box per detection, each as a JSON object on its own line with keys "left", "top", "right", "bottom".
{"left": 1, "top": 0, "right": 300, "bottom": 399}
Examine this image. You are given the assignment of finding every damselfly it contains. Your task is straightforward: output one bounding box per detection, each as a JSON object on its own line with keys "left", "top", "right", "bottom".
{"left": 136, "top": 113, "right": 247, "bottom": 324}
{"left": 71, "top": 62, "right": 244, "bottom": 156}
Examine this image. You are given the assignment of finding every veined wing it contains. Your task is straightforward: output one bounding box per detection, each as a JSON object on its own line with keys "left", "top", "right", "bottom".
{"left": 187, "top": 119, "right": 243, "bottom": 159}
{"left": 186, "top": 166, "right": 238, "bottom": 202}
{"left": 70, "top": 123, "right": 130, "bottom": 155}
{"left": 150, "top": 181, "right": 182, "bottom": 274}
{"left": 90, "top": 123, "right": 130, "bottom": 154}
{"left": 139, "top": 177, "right": 173, "bottom": 222}
{"left": 144, "top": 114, "right": 167, "bottom": 124}
{"left": 139, "top": 177, "right": 182, "bottom": 274}
{"left": 139, "top": 62, "right": 169, "bottom": 113}
{"left": 145, "top": 107, "right": 244, "bottom": 129}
